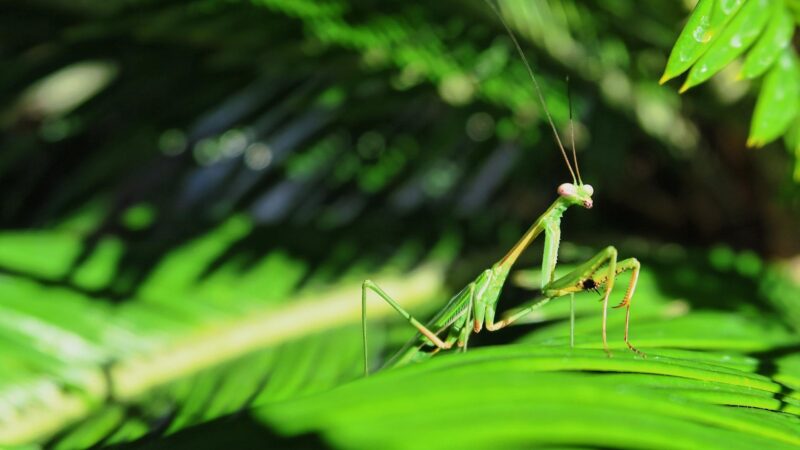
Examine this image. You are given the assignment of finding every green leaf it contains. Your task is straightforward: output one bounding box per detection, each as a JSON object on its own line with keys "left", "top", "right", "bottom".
{"left": 523, "top": 310, "right": 798, "bottom": 352}
{"left": 680, "top": 0, "right": 772, "bottom": 92}
{"left": 70, "top": 237, "right": 124, "bottom": 290}
{"left": 259, "top": 346, "right": 800, "bottom": 449}
{"left": 50, "top": 407, "right": 126, "bottom": 450}
{"left": 0, "top": 226, "right": 447, "bottom": 446}
{"left": 748, "top": 48, "right": 800, "bottom": 147}
{"left": 740, "top": 0, "right": 795, "bottom": 79}
{"left": 660, "top": 0, "right": 746, "bottom": 84}
{"left": 0, "top": 232, "right": 82, "bottom": 278}
{"left": 788, "top": 119, "right": 800, "bottom": 153}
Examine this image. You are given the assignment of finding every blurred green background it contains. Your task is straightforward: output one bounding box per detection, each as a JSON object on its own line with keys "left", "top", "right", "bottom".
{"left": 1, "top": 0, "right": 800, "bottom": 448}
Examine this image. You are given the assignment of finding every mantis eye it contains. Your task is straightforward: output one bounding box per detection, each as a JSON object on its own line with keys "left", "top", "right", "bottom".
{"left": 557, "top": 183, "right": 576, "bottom": 197}
{"left": 584, "top": 184, "right": 594, "bottom": 196}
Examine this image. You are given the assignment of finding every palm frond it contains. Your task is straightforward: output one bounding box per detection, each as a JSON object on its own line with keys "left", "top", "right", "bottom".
{"left": 0, "top": 221, "right": 447, "bottom": 446}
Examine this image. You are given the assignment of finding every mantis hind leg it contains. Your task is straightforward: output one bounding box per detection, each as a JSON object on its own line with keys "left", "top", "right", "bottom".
{"left": 540, "top": 246, "right": 618, "bottom": 354}
{"left": 361, "top": 280, "right": 454, "bottom": 376}
{"left": 608, "top": 258, "right": 643, "bottom": 356}
{"left": 581, "top": 256, "right": 643, "bottom": 356}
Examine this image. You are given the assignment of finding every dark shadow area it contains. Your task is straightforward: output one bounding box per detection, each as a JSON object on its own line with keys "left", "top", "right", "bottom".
{"left": 102, "top": 413, "right": 329, "bottom": 450}
{"left": 749, "top": 343, "right": 800, "bottom": 412}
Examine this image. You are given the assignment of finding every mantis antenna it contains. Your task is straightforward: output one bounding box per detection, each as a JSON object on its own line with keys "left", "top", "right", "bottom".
{"left": 566, "top": 75, "right": 583, "bottom": 185}
{"left": 483, "top": 0, "right": 577, "bottom": 184}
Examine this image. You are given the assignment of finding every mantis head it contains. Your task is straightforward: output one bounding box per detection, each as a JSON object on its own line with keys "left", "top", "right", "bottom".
{"left": 557, "top": 183, "right": 593, "bottom": 209}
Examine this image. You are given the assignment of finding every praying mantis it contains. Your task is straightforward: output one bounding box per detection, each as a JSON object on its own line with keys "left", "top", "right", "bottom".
{"left": 361, "top": 0, "right": 643, "bottom": 375}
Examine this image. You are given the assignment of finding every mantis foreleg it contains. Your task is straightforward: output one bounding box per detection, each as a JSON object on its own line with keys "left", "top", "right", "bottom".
{"left": 540, "top": 219, "right": 561, "bottom": 289}
{"left": 456, "top": 298, "right": 475, "bottom": 352}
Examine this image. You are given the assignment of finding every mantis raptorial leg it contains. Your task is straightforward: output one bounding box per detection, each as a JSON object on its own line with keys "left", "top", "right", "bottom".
{"left": 359, "top": 0, "right": 645, "bottom": 374}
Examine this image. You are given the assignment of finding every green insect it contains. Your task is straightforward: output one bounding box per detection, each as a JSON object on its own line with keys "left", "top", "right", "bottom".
{"left": 361, "top": 0, "right": 644, "bottom": 375}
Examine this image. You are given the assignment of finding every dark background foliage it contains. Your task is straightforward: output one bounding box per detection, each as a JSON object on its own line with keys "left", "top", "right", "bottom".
{"left": 3, "top": 0, "right": 798, "bottom": 262}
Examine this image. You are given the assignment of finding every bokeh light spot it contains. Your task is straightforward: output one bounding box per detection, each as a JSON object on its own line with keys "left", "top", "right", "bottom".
{"left": 220, "top": 129, "right": 248, "bottom": 158}
{"left": 194, "top": 138, "right": 221, "bottom": 166}
{"left": 709, "top": 244, "right": 736, "bottom": 271}
{"left": 159, "top": 129, "right": 187, "bottom": 156}
{"left": 244, "top": 142, "right": 273, "bottom": 170}
{"left": 15, "top": 60, "right": 118, "bottom": 118}
{"left": 735, "top": 250, "right": 762, "bottom": 277}
{"left": 439, "top": 73, "right": 475, "bottom": 106}
{"left": 122, "top": 203, "right": 156, "bottom": 231}
{"left": 466, "top": 112, "right": 495, "bottom": 142}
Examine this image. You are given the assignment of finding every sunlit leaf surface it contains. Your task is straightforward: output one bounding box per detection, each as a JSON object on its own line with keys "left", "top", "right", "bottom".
{"left": 681, "top": 0, "right": 771, "bottom": 92}
{"left": 740, "top": 2, "right": 795, "bottom": 79}
{"left": 662, "top": 0, "right": 800, "bottom": 157}
{"left": 748, "top": 49, "right": 800, "bottom": 147}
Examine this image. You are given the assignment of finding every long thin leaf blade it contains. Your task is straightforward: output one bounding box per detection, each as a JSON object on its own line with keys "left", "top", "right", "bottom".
{"left": 660, "top": 0, "right": 746, "bottom": 84}
{"left": 748, "top": 48, "right": 800, "bottom": 147}
{"left": 680, "top": 0, "right": 772, "bottom": 92}
{"left": 259, "top": 346, "right": 800, "bottom": 449}
{"left": 740, "top": 0, "right": 795, "bottom": 79}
